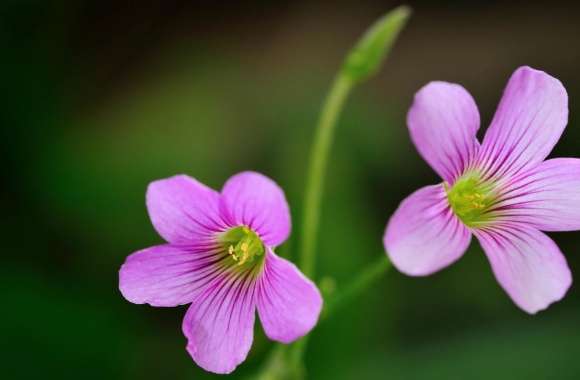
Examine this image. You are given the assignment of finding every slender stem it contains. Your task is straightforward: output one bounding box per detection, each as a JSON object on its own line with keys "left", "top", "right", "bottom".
{"left": 288, "top": 255, "right": 390, "bottom": 367}
{"left": 286, "top": 75, "right": 354, "bottom": 368}
{"left": 256, "top": 8, "right": 410, "bottom": 378}
{"left": 322, "top": 256, "right": 391, "bottom": 320}
{"left": 252, "top": 344, "right": 304, "bottom": 380}
{"left": 299, "top": 74, "right": 354, "bottom": 278}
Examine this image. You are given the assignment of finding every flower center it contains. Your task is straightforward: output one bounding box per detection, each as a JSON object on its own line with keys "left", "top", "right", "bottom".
{"left": 445, "top": 173, "right": 497, "bottom": 227}
{"left": 219, "top": 226, "right": 265, "bottom": 267}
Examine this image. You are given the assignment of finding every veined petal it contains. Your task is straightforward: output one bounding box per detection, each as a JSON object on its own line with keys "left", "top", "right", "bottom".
{"left": 119, "top": 244, "right": 226, "bottom": 307}
{"left": 220, "top": 171, "right": 291, "bottom": 246}
{"left": 384, "top": 184, "right": 472, "bottom": 276}
{"left": 256, "top": 249, "right": 322, "bottom": 343}
{"left": 182, "top": 270, "right": 257, "bottom": 374}
{"left": 490, "top": 158, "right": 580, "bottom": 231}
{"left": 147, "top": 175, "right": 227, "bottom": 244}
{"left": 408, "top": 81, "right": 480, "bottom": 183}
{"left": 475, "top": 225, "right": 571, "bottom": 314}
{"left": 478, "top": 66, "right": 568, "bottom": 180}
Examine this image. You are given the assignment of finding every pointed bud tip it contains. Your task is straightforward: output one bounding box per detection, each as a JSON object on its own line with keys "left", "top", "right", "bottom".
{"left": 342, "top": 5, "right": 412, "bottom": 83}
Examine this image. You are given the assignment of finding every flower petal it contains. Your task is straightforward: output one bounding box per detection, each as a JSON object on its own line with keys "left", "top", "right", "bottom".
{"left": 182, "top": 271, "right": 257, "bottom": 374}
{"left": 478, "top": 66, "right": 568, "bottom": 180}
{"left": 146, "top": 175, "right": 227, "bottom": 244}
{"left": 384, "top": 184, "right": 472, "bottom": 276}
{"left": 256, "top": 249, "right": 322, "bottom": 343}
{"left": 491, "top": 158, "right": 580, "bottom": 231}
{"left": 407, "top": 81, "right": 480, "bottom": 183}
{"left": 220, "top": 171, "right": 291, "bottom": 246}
{"left": 475, "top": 225, "right": 571, "bottom": 314}
{"left": 119, "top": 244, "right": 225, "bottom": 307}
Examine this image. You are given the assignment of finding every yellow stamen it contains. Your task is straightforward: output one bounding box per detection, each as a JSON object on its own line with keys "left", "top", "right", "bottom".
{"left": 228, "top": 245, "right": 238, "bottom": 261}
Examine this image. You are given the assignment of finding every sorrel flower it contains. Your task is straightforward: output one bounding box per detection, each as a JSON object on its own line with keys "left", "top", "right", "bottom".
{"left": 384, "top": 66, "right": 578, "bottom": 313}
{"left": 119, "top": 172, "right": 322, "bottom": 374}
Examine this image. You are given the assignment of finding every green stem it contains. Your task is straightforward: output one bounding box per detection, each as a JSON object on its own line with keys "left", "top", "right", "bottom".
{"left": 252, "top": 256, "right": 391, "bottom": 379}
{"left": 285, "top": 7, "right": 410, "bottom": 376}
{"left": 288, "top": 76, "right": 354, "bottom": 369}
{"left": 251, "top": 344, "right": 304, "bottom": 380}
{"left": 299, "top": 74, "right": 354, "bottom": 278}
{"left": 288, "top": 255, "right": 391, "bottom": 369}
{"left": 322, "top": 256, "right": 391, "bottom": 320}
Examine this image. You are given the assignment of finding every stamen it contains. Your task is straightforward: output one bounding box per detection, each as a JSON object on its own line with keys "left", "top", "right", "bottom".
{"left": 228, "top": 245, "right": 238, "bottom": 261}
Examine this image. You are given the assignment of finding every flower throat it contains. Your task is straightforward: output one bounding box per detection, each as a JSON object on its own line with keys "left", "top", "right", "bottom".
{"left": 219, "top": 226, "right": 265, "bottom": 267}
{"left": 445, "top": 173, "right": 497, "bottom": 227}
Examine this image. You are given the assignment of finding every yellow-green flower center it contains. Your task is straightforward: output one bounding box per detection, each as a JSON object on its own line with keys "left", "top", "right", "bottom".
{"left": 445, "top": 173, "right": 497, "bottom": 227}
{"left": 219, "top": 226, "right": 265, "bottom": 267}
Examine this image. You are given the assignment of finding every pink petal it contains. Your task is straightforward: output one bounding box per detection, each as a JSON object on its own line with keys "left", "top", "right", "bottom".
{"left": 182, "top": 271, "right": 257, "bottom": 374}
{"left": 256, "top": 249, "right": 322, "bottom": 343}
{"left": 220, "top": 171, "right": 291, "bottom": 246}
{"left": 384, "top": 184, "right": 472, "bottom": 276}
{"left": 492, "top": 158, "right": 580, "bottom": 231}
{"left": 475, "top": 225, "right": 571, "bottom": 314}
{"left": 146, "top": 175, "right": 228, "bottom": 244}
{"left": 119, "top": 244, "right": 225, "bottom": 307}
{"left": 407, "top": 81, "right": 480, "bottom": 183}
{"left": 478, "top": 66, "right": 568, "bottom": 180}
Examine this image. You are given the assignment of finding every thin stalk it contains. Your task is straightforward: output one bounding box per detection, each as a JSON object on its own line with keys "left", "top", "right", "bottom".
{"left": 299, "top": 74, "right": 354, "bottom": 278}
{"left": 322, "top": 256, "right": 391, "bottom": 320}
{"left": 285, "top": 7, "right": 410, "bottom": 375}
{"left": 288, "top": 256, "right": 391, "bottom": 367}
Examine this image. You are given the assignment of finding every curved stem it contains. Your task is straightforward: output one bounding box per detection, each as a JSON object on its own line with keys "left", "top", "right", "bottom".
{"left": 289, "top": 6, "right": 410, "bottom": 373}
{"left": 322, "top": 256, "right": 391, "bottom": 320}
{"left": 286, "top": 75, "right": 354, "bottom": 368}
{"left": 299, "top": 74, "right": 354, "bottom": 278}
{"left": 288, "top": 255, "right": 391, "bottom": 368}
{"left": 252, "top": 8, "right": 411, "bottom": 379}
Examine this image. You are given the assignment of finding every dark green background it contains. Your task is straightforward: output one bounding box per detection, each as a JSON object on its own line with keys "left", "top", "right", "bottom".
{"left": 3, "top": 1, "right": 580, "bottom": 378}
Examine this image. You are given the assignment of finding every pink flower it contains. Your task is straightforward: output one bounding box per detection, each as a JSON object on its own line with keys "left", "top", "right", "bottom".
{"left": 384, "top": 66, "right": 576, "bottom": 313}
{"left": 119, "top": 172, "right": 322, "bottom": 374}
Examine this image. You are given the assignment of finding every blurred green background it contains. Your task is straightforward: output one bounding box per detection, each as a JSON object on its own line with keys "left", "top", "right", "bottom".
{"left": 3, "top": 1, "right": 580, "bottom": 379}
